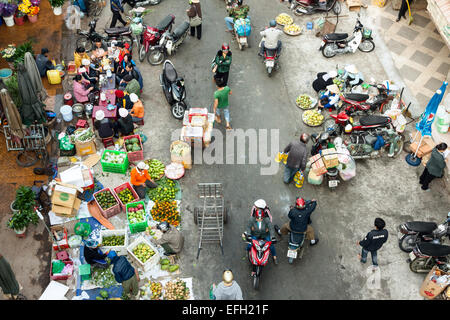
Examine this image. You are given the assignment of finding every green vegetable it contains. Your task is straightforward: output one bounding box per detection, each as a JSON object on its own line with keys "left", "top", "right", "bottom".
{"left": 160, "top": 259, "right": 170, "bottom": 265}
{"left": 161, "top": 264, "right": 169, "bottom": 271}
{"left": 168, "top": 264, "right": 179, "bottom": 272}
{"left": 146, "top": 177, "right": 178, "bottom": 202}
{"left": 132, "top": 143, "right": 141, "bottom": 152}
{"left": 100, "top": 290, "right": 109, "bottom": 298}
{"left": 130, "top": 138, "right": 139, "bottom": 144}
{"left": 96, "top": 296, "right": 103, "bottom": 300}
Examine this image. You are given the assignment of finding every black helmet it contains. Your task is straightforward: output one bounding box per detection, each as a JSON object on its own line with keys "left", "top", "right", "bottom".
{"left": 157, "top": 221, "right": 170, "bottom": 232}
{"left": 269, "top": 20, "right": 276, "bottom": 27}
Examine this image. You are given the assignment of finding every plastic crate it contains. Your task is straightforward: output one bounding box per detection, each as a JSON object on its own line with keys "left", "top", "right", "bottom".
{"left": 113, "top": 182, "right": 140, "bottom": 211}
{"left": 51, "top": 226, "right": 69, "bottom": 251}
{"left": 100, "top": 149, "right": 129, "bottom": 174}
{"left": 99, "top": 229, "right": 129, "bottom": 256}
{"left": 123, "top": 134, "right": 144, "bottom": 162}
{"left": 50, "top": 259, "right": 73, "bottom": 281}
{"left": 93, "top": 188, "right": 122, "bottom": 219}
{"left": 127, "top": 236, "right": 160, "bottom": 272}
{"left": 126, "top": 201, "right": 148, "bottom": 234}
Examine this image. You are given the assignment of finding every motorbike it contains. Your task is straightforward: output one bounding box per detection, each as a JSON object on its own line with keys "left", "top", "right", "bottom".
{"left": 243, "top": 233, "right": 276, "bottom": 290}
{"left": 290, "top": 0, "right": 341, "bottom": 16}
{"left": 147, "top": 21, "right": 190, "bottom": 65}
{"left": 138, "top": 14, "right": 176, "bottom": 63}
{"left": 262, "top": 47, "right": 280, "bottom": 77}
{"left": 339, "top": 85, "right": 392, "bottom": 116}
{"left": 123, "top": 0, "right": 161, "bottom": 8}
{"left": 408, "top": 242, "right": 450, "bottom": 273}
{"left": 76, "top": 19, "right": 134, "bottom": 53}
{"left": 232, "top": 17, "right": 251, "bottom": 50}
{"left": 159, "top": 60, "right": 188, "bottom": 120}
{"left": 398, "top": 214, "right": 450, "bottom": 252}
{"left": 320, "top": 17, "right": 375, "bottom": 58}
{"left": 127, "top": 7, "right": 149, "bottom": 53}
{"left": 310, "top": 128, "right": 338, "bottom": 156}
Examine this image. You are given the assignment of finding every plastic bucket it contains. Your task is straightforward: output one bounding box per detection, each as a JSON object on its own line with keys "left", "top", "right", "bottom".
{"left": 0, "top": 68, "right": 12, "bottom": 81}
{"left": 60, "top": 105, "right": 73, "bottom": 122}
{"left": 436, "top": 122, "right": 449, "bottom": 134}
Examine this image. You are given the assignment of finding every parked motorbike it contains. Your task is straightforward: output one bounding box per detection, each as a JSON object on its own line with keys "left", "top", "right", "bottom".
{"left": 340, "top": 85, "right": 391, "bottom": 116}
{"left": 320, "top": 17, "right": 375, "bottom": 58}
{"left": 76, "top": 19, "right": 134, "bottom": 52}
{"left": 147, "top": 21, "right": 190, "bottom": 65}
{"left": 127, "top": 7, "right": 149, "bottom": 53}
{"left": 310, "top": 129, "right": 338, "bottom": 156}
{"left": 408, "top": 242, "right": 450, "bottom": 273}
{"left": 123, "top": 0, "right": 161, "bottom": 8}
{"left": 290, "top": 0, "right": 341, "bottom": 16}
{"left": 159, "top": 60, "right": 188, "bottom": 120}
{"left": 323, "top": 110, "right": 393, "bottom": 136}
{"left": 398, "top": 214, "right": 450, "bottom": 252}
{"left": 138, "top": 14, "right": 175, "bottom": 63}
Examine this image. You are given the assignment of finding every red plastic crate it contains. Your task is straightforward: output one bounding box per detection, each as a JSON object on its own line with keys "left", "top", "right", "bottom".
{"left": 113, "top": 182, "right": 140, "bottom": 211}
{"left": 93, "top": 187, "right": 122, "bottom": 219}
{"left": 123, "top": 134, "right": 144, "bottom": 162}
{"left": 51, "top": 226, "right": 69, "bottom": 251}
{"left": 50, "top": 259, "right": 73, "bottom": 281}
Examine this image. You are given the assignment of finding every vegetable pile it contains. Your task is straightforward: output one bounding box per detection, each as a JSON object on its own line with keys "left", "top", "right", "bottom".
{"left": 71, "top": 128, "right": 94, "bottom": 143}
{"left": 165, "top": 162, "right": 184, "bottom": 180}
{"left": 302, "top": 109, "right": 324, "bottom": 126}
{"left": 95, "top": 190, "right": 118, "bottom": 210}
{"left": 164, "top": 279, "right": 190, "bottom": 300}
{"left": 296, "top": 94, "right": 313, "bottom": 109}
{"left": 140, "top": 281, "right": 163, "bottom": 300}
{"left": 145, "top": 159, "right": 165, "bottom": 180}
{"left": 132, "top": 242, "right": 155, "bottom": 263}
{"left": 284, "top": 24, "right": 301, "bottom": 34}
{"left": 160, "top": 258, "right": 179, "bottom": 273}
{"left": 147, "top": 177, "right": 178, "bottom": 201}
{"left": 127, "top": 203, "right": 146, "bottom": 224}
{"left": 117, "top": 188, "right": 136, "bottom": 205}
{"left": 91, "top": 267, "right": 118, "bottom": 289}
{"left": 103, "top": 151, "right": 127, "bottom": 164}
{"left": 102, "top": 235, "right": 125, "bottom": 246}
{"left": 171, "top": 142, "right": 190, "bottom": 157}
{"left": 151, "top": 200, "right": 180, "bottom": 227}
{"left": 125, "top": 137, "right": 141, "bottom": 152}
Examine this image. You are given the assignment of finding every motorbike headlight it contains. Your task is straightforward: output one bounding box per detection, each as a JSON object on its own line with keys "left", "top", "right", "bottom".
{"left": 180, "top": 80, "right": 184, "bottom": 86}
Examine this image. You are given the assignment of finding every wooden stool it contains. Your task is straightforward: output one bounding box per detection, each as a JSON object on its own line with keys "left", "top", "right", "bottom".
{"left": 102, "top": 136, "right": 115, "bottom": 148}
{"left": 76, "top": 119, "right": 88, "bottom": 129}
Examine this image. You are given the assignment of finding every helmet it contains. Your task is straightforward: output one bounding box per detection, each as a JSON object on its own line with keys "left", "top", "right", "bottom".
{"left": 222, "top": 43, "right": 230, "bottom": 51}
{"left": 237, "top": 0, "right": 243, "bottom": 5}
{"left": 344, "top": 124, "right": 353, "bottom": 133}
{"left": 222, "top": 270, "right": 233, "bottom": 284}
{"left": 254, "top": 209, "right": 264, "bottom": 219}
{"left": 254, "top": 199, "right": 266, "bottom": 209}
{"left": 295, "top": 197, "right": 305, "bottom": 209}
{"left": 157, "top": 221, "right": 170, "bottom": 232}
{"left": 85, "top": 239, "right": 99, "bottom": 248}
{"left": 269, "top": 20, "right": 276, "bottom": 28}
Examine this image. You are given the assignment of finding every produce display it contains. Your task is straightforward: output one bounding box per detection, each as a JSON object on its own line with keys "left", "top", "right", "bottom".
{"left": 117, "top": 188, "right": 136, "bottom": 205}
{"left": 103, "top": 151, "right": 127, "bottom": 164}
{"left": 145, "top": 159, "right": 165, "bottom": 180}
{"left": 140, "top": 281, "right": 163, "bottom": 300}
{"left": 147, "top": 177, "right": 178, "bottom": 202}
{"left": 127, "top": 203, "right": 146, "bottom": 224}
{"left": 151, "top": 200, "right": 180, "bottom": 227}
{"left": 91, "top": 267, "right": 118, "bottom": 289}
{"left": 102, "top": 235, "right": 125, "bottom": 247}
{"left": 160, "top": 258, "right": 179, "bottom": 273}
{"left": 125, "top": 137, "right": 141, "bottom": 152}
{"left": 95, "top": 190, "right": 118, "bottom": 210}
{"left": 164, "top": 279, "right": 190, "bottom": 300}
{"left": 296, "top": 94, "right": 314, "bottom": 109}
{"left": 71, "top": 128, "right": 94, "bottom": 142}
{"left": 333, "top": 77, "right": 344, "bottom": 90}
{"left": 171, "top": 142, "right": 190, "bottom": 157}
{"left": 165, "top": 162, "right": 185, "bottom": 180}
{"left": 302, "top": 109, "right": 325, "bottom": 126}
{"left": 284, "top": 24, "right": 302, "bottom": 34}
{"left": 276, "top": 13, "right": 293, "bottom": 25}
{"left": 132, "top": 242, "right": 156, "bottom": 263}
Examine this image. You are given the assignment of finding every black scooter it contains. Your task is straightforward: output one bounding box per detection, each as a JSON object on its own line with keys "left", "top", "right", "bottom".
{"left": 123, "top": 0, "right": 161, "bottom": 7}
{"left": 159, "top": 60, "right": 187, "bottom": 120}
{"left": 290, "top": 0, "right": 341, "bottom": 16}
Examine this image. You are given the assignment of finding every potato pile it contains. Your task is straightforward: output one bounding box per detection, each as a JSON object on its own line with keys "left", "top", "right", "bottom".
{"left": 164, "top": 279, "right": 190, "bottom": 300}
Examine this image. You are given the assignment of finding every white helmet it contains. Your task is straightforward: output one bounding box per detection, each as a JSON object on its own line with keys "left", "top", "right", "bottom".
{"left": 254, "top": 199, "right": 266, "bottom": 209}
{"left": 95, "top": 110, "right": 105, "bottom": 121}
{"left": 344, "top": 124, "right": 353, "bottom": 133}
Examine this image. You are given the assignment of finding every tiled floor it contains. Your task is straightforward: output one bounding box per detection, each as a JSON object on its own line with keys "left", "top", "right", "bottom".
{"left": 371, "top": 3, "right": 449, "bottom": 109}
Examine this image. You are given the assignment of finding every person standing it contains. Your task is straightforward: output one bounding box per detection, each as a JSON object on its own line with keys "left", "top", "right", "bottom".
{"left": 152, "top": 222, "right": 184, "bottom": 255}
{"left": 282, "top": 133, "right": 310, "bottom": 184}
{"left": 110, "top": 0, "right": 126, "bottom": 28}
{"left": 213, "top": 80, "right": 232, "bottom": 130}
{"left": 107, "top": 251, "right": 140, "bottom": 299}
{"left": 396, "top": 0, "right": 413, "bottom": 22}
{"left": 358, "top": 218, "right": 388, "bottom": 267}
{"left": 212, "top": 43, "right": 232, "bottom": 86}
{"left": 211, "top": 270, "right": 243, "bottom": 300}
{"left": 0, "top": 254, "right": 23, "bottom": 300}
{"left": 187, "top": 0, "right": 202, "bottom": 40}
{"left": 35, "top": 48, "right": 55, "bottom": 77}
{"left": 419, "top": 143, "right": 448, "bottom": 190}
{"left": 130, "top": 161, "right": 157, "bottom": 199}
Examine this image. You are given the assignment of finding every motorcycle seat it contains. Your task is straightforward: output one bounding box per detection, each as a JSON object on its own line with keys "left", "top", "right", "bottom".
{"left": 344, "top": 93, "right": 369, "bottom": 102}
{"left": 359, "top": 115, "right": 390, "bottom": 126}
{"left": 289, "top": 232, "right": 305, "bottom": 246}
{"left": 325, "top": 33, "right": 348, "bottom": 41}
{"left": 105, "top": 27, "right": 130, "bottom": 35}
{"left": 156, "top": 14, "right": 175, "bottom": 31}
{"left": 418, "top": 242, "right": 450, "bottom": 257}
{"left": 265, "top": 48, "right": 276, "bottom": 57}
{"left": 171, "top": 21, "right": 190, "bottom": 40}
{"left": 406, "top": 221, "right": 438, "bottom": 234}
{"left": 164, "top": 62, "right": 177, "bottom": 82}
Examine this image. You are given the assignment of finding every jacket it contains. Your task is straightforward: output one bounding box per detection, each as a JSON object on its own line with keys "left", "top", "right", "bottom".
{"left": 359, "top": 229, "right": 388, "bottom": 251}
{"left": 130, "top": 167, "right": 152, "bottom": 186}
{"left": 73, "top": 81, "right": 90, "bottom": 103}
{"left": 320, "top": 90, "right": 340, "bottom": 109}
{"left": 288, "top": 201, "right": 316, "bottom": 233}
{"left": 117, "top": 94, "right": 134, "bottom": 110}
{"left": 117, "top": 113, "right": 134, "bottom": 136}
{"left": 246, "top": 216, "right": 274, "bottom": 239}
{"left": 130, "top": 100, "right": 144, "bottom": 118}
{"left": 35, "top": 54, "right": 54, "bottom": 77}
{"left": 187, "top": 3, "right": 202, "bottom": 18}
{"left": 213, "top": 281, "right": 243, "bottom": 300}
{"left": 154, "top": 226, "right": 184, "bottom": 253}
{"left": 214, "top": 51, "right": 232, "bottom": 74}
{"left": 74, "top": 51, "right": 90, "bottom": 69}
{"left": 94, "top": 118, "right": 114, "bottom": 138}
{"left": 110, "top": 0, "right": 123, "bottom": 12}
{"left": 111, "top": 256, "right": 135, "bottom": 283}
{"left": 260, "top": 27, "right": 282, "bottom": 49}
{"left": 83, "top": 247, "right": 107, "bottom": 265}
{"left": 125, "top": 79, "right": 141, "bottom": 97}
{"left": 426, "top": 148, "right": 446, "bottom": 177}
{"left": 283, "top": 140, "right": 308, "bottom": 170}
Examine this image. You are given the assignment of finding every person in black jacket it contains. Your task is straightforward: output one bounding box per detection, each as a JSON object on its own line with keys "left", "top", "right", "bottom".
{"left": 312, "top": 70, "right": 338, "bottom": 93}
{"left": 107, "top": 250, "right": 140, "bottom": 299}
{"left": 94, "top": 110, "right": 116, "bottom": 139}
{"left": 83, "top": 239, "right": 108, "bottom": 269}
{"left": 115, "top": 108, "right": 134, "bottom": 137}
{"left": 358, "top": 218, "right": 388, "bottom": 266}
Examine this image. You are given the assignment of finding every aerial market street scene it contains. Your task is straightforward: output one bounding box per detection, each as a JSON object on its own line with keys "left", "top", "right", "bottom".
{"left": 0, "top": 0, "right": 449, "bottom": 305}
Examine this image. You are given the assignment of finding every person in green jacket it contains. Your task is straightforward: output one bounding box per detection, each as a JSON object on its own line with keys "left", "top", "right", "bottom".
{"left": 122, "top": 74, "right": 141, "bottom": 98}
{"left": 419, "top": 143, "right": 448, "bottom": 190}
{"left": 212, "top": 43, "right": 232, "bottom": 86}
{"left": 0, "top": 254, "right": 23, "bottom": 300}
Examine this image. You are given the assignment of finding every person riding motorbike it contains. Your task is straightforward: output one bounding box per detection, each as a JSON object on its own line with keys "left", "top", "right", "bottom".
{"left": 275, "top": 198, "right": 320, "bottom": 246}
{"left": 258, "top": 20, "right": 282, "bottom": 59}
{"left": 250, "top": 199, "right": 273, "bottom": 222}
{"left": 225, "top": 0, "right": 249, "bottom": 32}
{"left": 243, "top": 206, "right": 278, "bottom": 270}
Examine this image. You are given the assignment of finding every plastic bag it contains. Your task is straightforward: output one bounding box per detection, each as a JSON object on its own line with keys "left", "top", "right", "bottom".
{"left": 68, "top": 235, "right": 83, "bottom": 248}
{"left": 308, "top": 169, "right": 323, "bottom": 185}
{"left": 373, "top": 135, "right": 385, "bottom": 151}
{"left": 74, "top": 222, "right": 91, "bottom": 238}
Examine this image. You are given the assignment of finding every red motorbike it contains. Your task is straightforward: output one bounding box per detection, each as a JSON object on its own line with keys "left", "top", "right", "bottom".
{"left": 243, "top": 233, "right": 275, "bottom": 290}
{"left": 138, "top": 14, "right": 175, "bottom": 63}
{"left": 323, "top": 110, "right": 392, "bottom": 135}
{"left": 339, "top": 85, "right": 391, "bottom": 116}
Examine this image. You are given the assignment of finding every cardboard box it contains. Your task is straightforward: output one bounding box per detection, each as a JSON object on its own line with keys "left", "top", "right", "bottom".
{"left": 51, "top": 182, "right": 82, "bottom": 217}
{"left": 347, "top": 0, "right": 362, "bottom": 11}
{"left": 191, "top": 115, "right": 207, "bottom": 127}
{"left": 75, "top": 139, "right": 96, "bottom": 156}
{"left": 188, "top": 108, "right": 208, "bottom": 121}
{"left": 181, "top": 125, "right": 203, "bottom": 144}
{"left": 309, "top": 154, "right": 327, "bottom": 176}
{"left": 419, "top": 266, "right": 450, "bottom": 299}
{"left": 409, "top": 132, "right": 436, "bottom": 158}
{"left": 321, "top": 148, "right": 339, "bottom": 169}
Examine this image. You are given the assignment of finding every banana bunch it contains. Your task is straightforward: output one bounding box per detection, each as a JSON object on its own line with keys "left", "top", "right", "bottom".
{"left": 276, "top": 13, "right": 293, "bottom": 25}
{"left": 284, "top": 24, "right": 301, "bottom": 34}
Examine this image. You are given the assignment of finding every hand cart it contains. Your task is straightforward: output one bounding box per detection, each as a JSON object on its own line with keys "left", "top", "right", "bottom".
{"left": 194, "top": 183, "right": 228, "bottom": 259}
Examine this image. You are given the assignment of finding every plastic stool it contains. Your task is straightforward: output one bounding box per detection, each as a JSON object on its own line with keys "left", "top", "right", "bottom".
{"left": 135, "top": 118, "right": 144, "bottom": 126}
{"left": 102, "top": 136, "right": 115, "bottom": 148}
{"left": 76, "top": 119, "right": 88, "bottom": 129}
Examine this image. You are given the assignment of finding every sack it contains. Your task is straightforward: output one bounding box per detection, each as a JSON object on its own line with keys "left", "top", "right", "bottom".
{"left": 190, "top": 15, "right": 202, "bottom": 27}
{"left": 373, "top": 135, "right": 385, "bottom": 151}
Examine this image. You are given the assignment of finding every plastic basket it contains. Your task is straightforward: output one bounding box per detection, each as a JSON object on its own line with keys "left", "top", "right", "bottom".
{"left": 127, "top": 235, "right": 160, "bottom": 272}
{"left": 100, "top": 149, "right": 129, "bottom": 174}
{"left": 93, "top": 187, "right": 122, "bottom": 219}
{"left": 126, "top": 201, "right": 148, "bottom": 234}
{"left": 50, "top": 259, "right": 73, "bottom": 281}
{"left": 113, "top": 182, "right": 140, "bottom": 211}
{"left": 123, "top": 134, "right": 144, "bottom": 162}
{"left": 99, "top": 229, "right": 129, "bottom": 256}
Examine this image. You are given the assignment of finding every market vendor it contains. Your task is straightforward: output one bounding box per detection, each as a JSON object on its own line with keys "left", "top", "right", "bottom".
{"left": 118, "top": 62, "right": 143, "bottom": 90}
{"left": 312, "top": 70, "right": 337, "bottom": 93}
{"left": 152, "top": 222, "right": 184, "bottom": 255}
{"left": 74, "top": 46, "right": 90, "bottom": 69}
{"left": 83, "top": 239, "right": 108, "bottom": 269}
{"left": 73, "top": 74, "right": 94, "bottom": 103}
{"left": 130, "top": 161, "right": 157, "bottom": 199}
{"left": 79, "top": 58, "right": 99, "bottom": 87}
{"left": 318, "top": 84, "right": 340, "bottom": 112}
{"left": 107, "top": 251, "right": 140, "bottom": 299}
{"left": 115, "top": 108, "right": 134, "bottom": 137}
{"left": 342, "top": 64, "right": 364, "bottom": 87}
{"left": 35, "top": 48, "right": 55, "bottom": 77}
{"left": 129, "top": 93, "right": 145, "bottom": 123}
{"left": 91, "top": 37, "right": 108, "bottom": 59}
{"left": 94, "top": 110, "right": 116, "bottom": 139}
{"left": 122, "top": 74, "right": 141, "bottom": 97}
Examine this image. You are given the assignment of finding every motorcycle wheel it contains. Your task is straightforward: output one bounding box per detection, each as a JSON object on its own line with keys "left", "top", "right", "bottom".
{"left": 76, "top": 37, "right": 93, "bottom": 52}
{"left": 409, "top": 258, "right": 432, "bottom": 273}
{"left": 322, "top": 43, "right": 337, "bottom": 58}
{"left": 138, "top": 45, "right": 146, "bottom": 62}
{"left": 147, "top": 48, "right": 165, "bottom": 65}
{"left": 288, "top": 257, "right": 294, "bottom": 264}
{"left": 252, "top": 275, "right": 260, "bottom": 290}
{"left": 267, "top": 67, "right": 273, "bottom": 77}
{"left": 333, "top": 1, "right": 342, "bottom": 14}
{"left": 399, "top": 235, "right": 416, "bottom": 253}
{"left": 171, "top": 102, "right": 186, "bottom": 120}
{"left": 358, "top": 39, "right": 375, "bottom": 53}
{"left": 293, "top": 8, "right": 304, "bottom": 16}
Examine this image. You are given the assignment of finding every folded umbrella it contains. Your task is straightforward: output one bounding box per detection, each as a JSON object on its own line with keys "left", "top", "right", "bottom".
{"left": 23, "top": 52, "right": 48, "bottom": 102}
{"left": 17, "top": 63, "right": 47, "bottom": 125}
{"left": 0, "top": 88, "right": 24, "bottom": 139}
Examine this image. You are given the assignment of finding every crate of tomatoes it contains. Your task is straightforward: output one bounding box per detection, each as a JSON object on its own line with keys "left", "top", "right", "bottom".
{"left": 113, "top": 182, "right": 140, "bottom": 211}
{"left": 93, "top": 188, "right": 121, "bottom": 219}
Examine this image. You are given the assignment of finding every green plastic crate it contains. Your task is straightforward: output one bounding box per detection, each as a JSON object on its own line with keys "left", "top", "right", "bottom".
{"left": 126, "top": 201, "right": 148, "bottom": 234}
{"left": 79, "top": 264, "right": 91, "bottom": 281}
{"left": 100, "top": 150, "right": 129, "bottom": 174}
